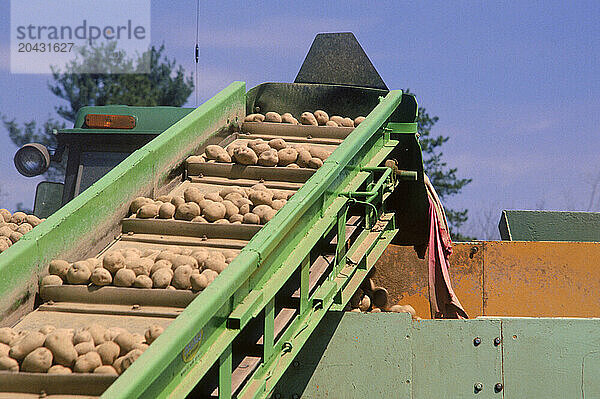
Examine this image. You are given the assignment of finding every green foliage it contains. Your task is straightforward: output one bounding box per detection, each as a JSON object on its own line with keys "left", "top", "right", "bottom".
{"left": 2, "top": 42, "right": 194, "bottom": 180}
{"left": 49, "top": 42, "right": 193, "bottom": 122}
{"left": 408, "top": 90, "right": 474, "bottom": 241}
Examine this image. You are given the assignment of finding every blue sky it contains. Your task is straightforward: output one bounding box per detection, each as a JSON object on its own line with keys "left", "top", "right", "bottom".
{"left": 1, "top": 1, "right": 599, "bottom": 239}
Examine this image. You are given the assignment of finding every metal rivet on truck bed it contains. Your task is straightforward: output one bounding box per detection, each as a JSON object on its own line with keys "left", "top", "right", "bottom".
{"left": 474, "top": 383, "right": 483, "bottom": 392}
{"left": 494, "top": 337, "right": 501, "bottom": 346}
{"left": 495, "top": 383, "right": 503, "bottom": 392}
{"left": 132, "top": 304, "right": 140, "bottom": 310}
{"left": 473, "top": 337, "right": 481, "bottom": 346}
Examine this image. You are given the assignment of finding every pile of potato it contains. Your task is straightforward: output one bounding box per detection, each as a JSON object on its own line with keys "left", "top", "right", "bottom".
{"left": 0, "top": 323, "right": 162, "bottom": 375}
{"left": 129, "top": 184, "right": 292, "bottom": 225}
{"left": 187, "top": 138, "right": 332, "bottom": 170}
{"left": 346, "top": 287, "right": 420, "bottom": 319}
{"left": 0, "top": 209, "right": 43, "bottom": 254}
{"left": 42, "top": 246, "right": 237, "bottom": 291}
{"left": 244, "top": 110, "right": 365, "bottom": 128}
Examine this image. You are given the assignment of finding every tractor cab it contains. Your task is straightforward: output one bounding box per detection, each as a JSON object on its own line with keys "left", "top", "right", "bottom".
{"left": 14, "top": 105, "right": 193, "bottom": 217}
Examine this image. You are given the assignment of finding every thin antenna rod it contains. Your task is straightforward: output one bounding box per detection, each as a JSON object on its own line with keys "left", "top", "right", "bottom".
{"left": 194, "top": 0, "right": 200, "bottom": 106}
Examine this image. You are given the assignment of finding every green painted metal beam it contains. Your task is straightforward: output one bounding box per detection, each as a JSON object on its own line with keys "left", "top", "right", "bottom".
{"left": 499, "top": 210, "right": 600, "bottom": 241}
{"left": 275, "top": 313, "right": 600, "bottom": 398}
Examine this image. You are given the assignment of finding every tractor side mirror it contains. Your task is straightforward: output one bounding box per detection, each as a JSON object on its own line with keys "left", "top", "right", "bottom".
{"left": 34, "top": 182, "right": 64, "bottom": 218}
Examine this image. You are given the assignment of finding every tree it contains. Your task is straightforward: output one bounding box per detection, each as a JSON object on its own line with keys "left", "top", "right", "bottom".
{"left": 2, "top": 42, "right": 194, "bottom": 179}
{"left": 408, "top": 90, "right": 473, "bottom": 241}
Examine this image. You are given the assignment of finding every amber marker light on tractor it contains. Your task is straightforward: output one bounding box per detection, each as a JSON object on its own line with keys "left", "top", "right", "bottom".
{"left": 14, "top": 143, "right": 51, "bottom": 177}
{"left": 84, "top": 114, "right": 136, "bottom": 129}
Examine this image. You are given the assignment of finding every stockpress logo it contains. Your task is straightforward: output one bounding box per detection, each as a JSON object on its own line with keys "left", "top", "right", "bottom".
{"left": 10, "top": 0, "right": 151, "bottom": 74}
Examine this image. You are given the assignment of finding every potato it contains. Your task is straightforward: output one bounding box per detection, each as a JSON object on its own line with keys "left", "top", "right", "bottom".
{"left": 67, "top": 263, "right": 91, "bottom": 284}
{"left": 155, "top": 250, "right": 177, "bottom": 263}
{"left": 191, "top": 249, "right": 209, "bottom": 266}
{"left": 21, "top": 347, "right": 53, "bottom": 372}
{"left": 203, "top": 192, "right": 222, "bottom": 203}
{"left": 9, "top": 231, "right": 23, "bottom": 243}
{"left": 0, "top": 356, "right": 18, "bottom": 372}
{"left": 183, "top": 187, "right": 203, "bottom": 204}
{"left": 0, "top": 240, "right": 9, "bottom": 253}
{"left": 17, "top": 223, "right": 32, "bottom": 235}
{"left": 230, "top": 197, "right": 252, "bottom": 209}
{"left": 133, "top": 275, "right": 153, "bottom": 288}
{"left": 0, "top": 343, "right": 9, "bottom": 357}
{"left": 297, "top": 150, "right": 312, "bottom": 168}
{"left": 190, "top": 273, "right": 210, "bottom": 291}
{"left": 0, "top": 226, "right": 12, "bottom": 237}
{"left": 103, "top": 251, "right": 125, "bottom": 274}
{"left": 151, "top": 259, "right": 172, "bottom": 275}
{"left": 9, "top": 331, "right": 46, "bottom": 360}
{"left": 170, "top": 196, "right": 185, "bottom": 207}
{"left": 172, "top": 255, "right": 198, "bottom": 270}
{"left": 281, "top": 113, "right": 298, "bottom": 124}
{"left": 258, "top": 149, "right": 279, "bottom": 167}
{"left": 114, "top": 332, "right": 136, "bottom": 356}
{"left": 350, "top": 289, "right": 363, "bottom": 308}
{"left": 77, "top": 260, "right": 95, "bottom": 275}
{"left": 75, "top": 341, "right": 95, "bottom": 356}
{"left": 330, "top": 115, "right": 344, "bottom": 125}
{"left": 238, "top": 203, "right": 251, "bottom": 215}
{"left": 74, "top": 351, "right": 102, "bottom": 373}
{"left": 204, "top": 257, "right": 228, "bottom": 273}
{"left": 201, "top": 269, "right": 219, "bottom": 284}
{"left": 122, "top": 248, "right": 140, "bottom": 259}
{"left": 144, "top": 325, "right": 164, "bottom": 345}
{"left": 359, "top": 295, "right": 371, "bottom": 312}
{"left": 251, "top": 183, "right": 268, "bottom": 191}
{"left": 10, "top": 212, "right": 27, "bottom": 224}
{"left": 314, "top": 110, "right": 329, "bottom": 125}
{"left": 249, "top": 190, "right": 273, "bottom": 206}
{"left": 84, "top": 324, "right": 109, "bottom": 346}
{"left": 271, "top": 199, "right": 286, "bottom": 210}
{"left": 325, "top": 120, "right": 339, "bottom": 127}
{"left": 205, "top": 145, "right": 231, "bottom": 163}
{"left": 175, "top": 202, "right": 201, "bottom": 221}
{"left": 308, "top": 158, "right": 324, "bottom": 169}
{"left": 73, "top": 330, "right": 93, "bottom": 346}
{"left": 231, "top": 147, "right": 258, "bottom": 164}
{"left": 252, "top": 205, "right": 275, "bottom": 224}
{"left": 252, "top": 114, "right": 265, "bottom": 122}
{"left": 105, "top": 327, "right": 127, "bottom": 342}
{"left": 244, "top": 114, "right": 258, "bottom": 122}
{"left": 252, "top": 143, "right": 271, "bottom": 157}
{"left": 48, "top": 365, "right": 72, "bottom": 374}
{"left": 308, "top": 147, "right": 331, "bottom": 161}
{"left": 150, "top": 268, "right": 172, "bottom": 289}
{"left": 350, "top": 308, "right": 362, "bottom": 313}
{"left": 39, "top": 274, "right": 62, "bottom": 288}
{"left": 157, "top": 202, "right": 176, "bottom": 219}
{"left": 268, "top": 138, "right": 287, "bottom": 151}
{"left": 225, "top": 142, "right": 245, "bottom": 158}
{"left": 341, "top": 117, "right": 354, "bottom": 127}
{"left": 300, "top": 112, "right": 318, "bottom": 126}
{"left": 0, "top": 209, "right": 11, "bottom": 223}
{"left": 121, "top": 349, "right": 144, "bottom": 372}
{"left": 137, "top": 204, "right": 158, "bottom": 219}
{"left": 186, "top": 155, "right": 205, "bottom": 165}
{"left": 113, "top": 268, "right": 136, "bottom": 287}
{"left": 264, "top": 111, "right": 282, "bottom": 123}
{"left": 94, "top": 365, "right": 118, "bottom": 375}
{"left": 202, "top": 202, "right": 226, "bottom": 222}
{"left": 113, "top": 356, "right": 125, "bottom": 374}
{"left": 129, "top": 197, "right": 153, "bottom": 214}
{"left": 220, "top": 187, "right": 246, "bottom": 199}
{"left": 243, "top": 213, "right": 260, "bottom": 224}
{"left": 354, "top": 116, "right": 366, "bottom": 126}
{"left": 126, "top": 257, "right": 153, "bottom": 276}
{"left": 226, "top": 214, "right": 243, "bottom": 224}
{"left": 97, "top": 341, "right": 120, "bottom": 365}
{"left": 190, "top": 216, "right": 207, "bottom": 223}
{"left": 172, "top": 265, "right": 193, "bottom": 290}
{"left": 0, "top": 328, "right": 17, "bottom": 345}
{"left": 277, "top": 148, "right": 298, "bottom": 166}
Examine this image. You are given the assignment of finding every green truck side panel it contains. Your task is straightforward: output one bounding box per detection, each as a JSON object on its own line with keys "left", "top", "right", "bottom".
{"left": 499, "top": 210, "right": 600, "bottom": 241}
{"left": 276, "top": 313, "right": 600, "bottom": 398}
